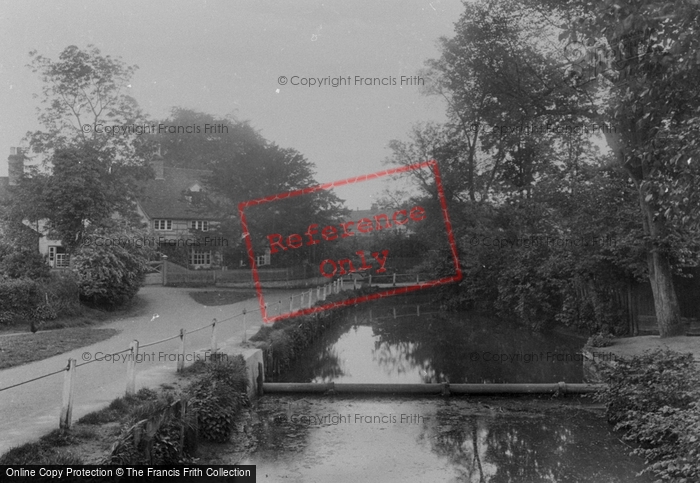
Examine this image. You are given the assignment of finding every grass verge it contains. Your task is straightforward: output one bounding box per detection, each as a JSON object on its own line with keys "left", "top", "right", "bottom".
{"left": 189, "top": 290, "right": 256, "bottom": 306}
{"left": 0, "top": 355, "right": 250, "bottom": 465}
{"left": 0, "top": 328, "right": 119, "bottom": 370}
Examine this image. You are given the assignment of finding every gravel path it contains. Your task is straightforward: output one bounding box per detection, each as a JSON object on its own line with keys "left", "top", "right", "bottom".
{"left": 0, "top": 285, "right": 275, "bottom": 455}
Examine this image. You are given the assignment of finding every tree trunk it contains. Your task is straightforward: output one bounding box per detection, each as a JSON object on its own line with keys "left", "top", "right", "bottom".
{"left": 639, "top": 194, "right": 685, "bottom": 337}
{"left": 604, "top": 128, "right": 685, "bottom": 338}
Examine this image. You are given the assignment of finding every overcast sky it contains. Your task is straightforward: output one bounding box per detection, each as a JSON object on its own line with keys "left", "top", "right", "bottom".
{"left": 0, "top": 0, "right": 465, "bottom": 209}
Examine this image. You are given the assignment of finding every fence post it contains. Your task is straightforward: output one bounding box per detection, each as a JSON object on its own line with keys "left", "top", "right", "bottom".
{"left": 162, "top": 257, "right": 168, "bottom": 286}
{"left": 353, "top": 278, "right": 357, "bottom": 290}
{"left": 210, "top": 318, "right": 217, "bottom": 354}
{"left": 289, "top": 296, "right": 293, "bottom": 312}
{"left": 340, "top": 277, "right": 344, "bottom": 290}
{"left": 242, "top": 309, "right": 247, "bottom": 343}
{"left": 317, "top": 286, "right": 320, "bottom": 300}
{"left": 308, "top": 290, "right": 312, "bottom": 309}
{"left": 416, "top": 274, "right": 419, "bottom": 284}
{"left": 60, "top": 358, "right": 76, "bottom": 430}
{"left": 177, "top": 329, "right": 187, "bottom": 372}
{"left": 393, "top": 273, "right": 396, "bottom": 286}
{"left": 277, "top": 299, "right": 282, "bottom": 316}
{"left": 126, "top": 340, "right": 139, "bottom": 396}
{"left": 369, "top": 274, "right": 372, "bottom": 287}
{"left": 322, "top": 285, "right": 326, "bottom": 300}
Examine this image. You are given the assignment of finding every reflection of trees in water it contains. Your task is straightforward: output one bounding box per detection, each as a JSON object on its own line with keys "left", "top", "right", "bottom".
{"left": 370, "top": 308, "right": 584, "bottom": 383}
{"left": 275, "top": 308, "right": 364, "bottom": 383}
{"left": 422, "top": 407, "right": 642, "bottom": 483}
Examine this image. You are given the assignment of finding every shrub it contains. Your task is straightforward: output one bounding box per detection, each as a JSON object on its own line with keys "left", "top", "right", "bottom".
{"left": 585, "top": 332, "right": 615, "bottom": 348}
{"left": 38, "top": 271, "right": 82, "bottom": 318}
{"left": 0, "top": 272, "right": 82, "bottom": 327}
{"left": 187, "top": 355, "right": 249, "bottom": 442}
{"left": 0, "top": 278, "right": 38, "bottom": 326}
{"left": 72, "top": 228, "right": 151, "bottom": 309}
{"left": 0, "top": 247, "right": 50, "bottom": 280}
{"left": 595, "top": 349, "right": 700, "bottom": 481}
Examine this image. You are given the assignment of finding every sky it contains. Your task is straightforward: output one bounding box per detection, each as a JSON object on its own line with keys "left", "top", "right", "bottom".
{"left": 0, "top": 0, "right": 465, "bottom": 209}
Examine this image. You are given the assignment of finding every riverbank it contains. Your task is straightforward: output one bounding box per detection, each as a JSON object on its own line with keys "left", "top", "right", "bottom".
{"left": 590, "top": 334, "right": 700, "bottom": 362}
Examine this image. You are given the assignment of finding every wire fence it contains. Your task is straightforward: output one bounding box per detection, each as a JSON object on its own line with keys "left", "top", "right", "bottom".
{"left": 0, "top": 272, "right": 427, "bottom": 431}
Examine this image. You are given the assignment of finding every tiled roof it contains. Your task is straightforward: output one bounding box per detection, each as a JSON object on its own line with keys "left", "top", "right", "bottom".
{"left": 138, "top": 167, "right": 219, "bottom": 220}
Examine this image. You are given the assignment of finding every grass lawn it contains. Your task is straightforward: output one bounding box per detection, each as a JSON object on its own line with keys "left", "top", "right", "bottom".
{"left": 0, "top": 327, "right": 119, "bottom": 370}
{"left": 189, "top": 290, "right": 256, "bottom": 306}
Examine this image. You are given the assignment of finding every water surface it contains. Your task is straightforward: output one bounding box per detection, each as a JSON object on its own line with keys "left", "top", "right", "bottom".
{"left": 275, "top": 299, "right": 587, "bottom": 384}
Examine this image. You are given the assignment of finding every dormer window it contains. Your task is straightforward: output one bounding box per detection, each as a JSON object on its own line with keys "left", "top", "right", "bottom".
{"left": 191, "top": 220, "right": 208, "bottom": 231}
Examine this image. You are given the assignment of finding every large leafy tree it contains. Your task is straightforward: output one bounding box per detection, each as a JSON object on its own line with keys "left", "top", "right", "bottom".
{"left": 530, "top": 0, "right": 700, "bottom": 336}
{"left": 206, "top": 141, "right": 349, "bottom": 267}
{"left": 413, "top": 0, "right": 592, "bottom": 203}
{"left": 4, "top": 45, "right": 154, "bottom": 251}
{"left": 151, "top": 108, "right": 348, "bottom": 267}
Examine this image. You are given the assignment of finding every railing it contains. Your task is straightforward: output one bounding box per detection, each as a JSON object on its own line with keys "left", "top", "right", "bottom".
{"left": 0, "top": 273, "right": 427, "bottom": 433}
{"left": 0, "top": 305, "right": 264, "bottom": 431}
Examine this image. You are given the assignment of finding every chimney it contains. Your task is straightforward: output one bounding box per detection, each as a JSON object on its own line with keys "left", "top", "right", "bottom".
{"left": 151, "top": 144, "right": 164, "bottom": 180}
{"left": 8, "top": 147, "right": 25, "bottom": 186}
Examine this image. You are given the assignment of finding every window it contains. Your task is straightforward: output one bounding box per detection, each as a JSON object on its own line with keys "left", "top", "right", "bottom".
{"left": 48, "top": 246, "right": 69, "bottom": 268}
{"left": 191, "top": 220, "right": 209, "bottom": 231}
{"left": 191, "top": 250, "right": 211, "bottom": 266}
{"left": 154, "top": 219, "right": 172, "bottom": 230}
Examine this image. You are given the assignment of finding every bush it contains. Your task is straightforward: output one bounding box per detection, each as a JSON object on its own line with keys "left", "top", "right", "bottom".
{"left": 0, "top": 278, "right": 38, "bottom": 326}
{"left": 0, "top": 272, "right": 82, "bottom": 327}
{"left": 72, "top": 228, "right": 151, "bottom": 309}
{"left": 38, "top": 271, "right": 82, "bottom": 318}
{"left": 187, "top": 355, "right": 249, "bottom": 442}
{"left": 595, "top": 349, "right": 700, "bottom": 481}
{"left": 0, "top": 247, "right": 50, "bottom": 280}
{"left": 585, "top": 332, "right": 615, "bottom": 348}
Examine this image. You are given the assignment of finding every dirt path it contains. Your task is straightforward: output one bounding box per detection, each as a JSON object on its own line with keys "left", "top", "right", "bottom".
{"left": 0, "top": 286, "right": 279, "bottom": 455}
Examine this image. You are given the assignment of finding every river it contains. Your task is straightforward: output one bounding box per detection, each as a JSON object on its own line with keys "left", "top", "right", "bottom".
{"left": 233, "top": 295, "right": 651, "bottom": 482}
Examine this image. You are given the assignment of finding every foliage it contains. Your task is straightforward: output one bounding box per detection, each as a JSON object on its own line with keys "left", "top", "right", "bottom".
{"left": 0, "top": 278, "right": 38, "bottom": 326}
{"left": 26, "top": 44, "right": 149, "bottom": 159}
{"left": 0, "top": 271, "right": 82, "bottom": 327}
{"left": 104, "top": 393, "right": 197, "bottom": 465}
{"left": 7, "top": 45, "right": 155, "bottom": 252}
{"left": 71, "top": 226, "right": 152, "bottom": 309}
{"left": 0, "top": 245, "right": 50, "bottom": 280}
{"left": 584, "top": 332, "right": 615, "bottom": 348}
{"left": 595, "top": 350, "right": 700, "bottom": 481}
{"left": 186, "top": 355, "right": 249, "bottom": 442}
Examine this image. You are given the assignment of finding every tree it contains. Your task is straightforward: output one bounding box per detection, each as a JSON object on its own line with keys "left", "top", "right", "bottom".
{"left": 205, "top": 140, "right": 348, "bottom": 267}
{"left": 26, "top": 45, "right": 150, "bottom": 161}
{"left": 7, "top": 45, "right": 154, "bottom": 252}
{"left": 416, "top": 0, "right": 592, "bottom": 203}
{"left": 152, "top": 108, "right": 264, "bottom": 171}
{"left": 532, "top": 0, "right": 700, "bottom": 336}
{"left": 150, "top": 108, "right": 349, "bottom": 267}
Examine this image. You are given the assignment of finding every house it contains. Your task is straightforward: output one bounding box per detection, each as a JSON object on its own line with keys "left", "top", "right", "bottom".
{"left": 1, "top": 147, "right": 226, "bottom": 270}
{"left": 343, "top": 204, "right": 412, "bottom": 236}
{"left": 0, "top": 148, "right": 69, "bottom": 268}
{"left": 135, "top": 155, "right": 226, "bottom": 269}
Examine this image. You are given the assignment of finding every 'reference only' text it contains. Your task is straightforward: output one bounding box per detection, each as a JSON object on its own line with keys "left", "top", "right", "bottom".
{"left": 266, "top": 205, "right": 427, "bottom": 278}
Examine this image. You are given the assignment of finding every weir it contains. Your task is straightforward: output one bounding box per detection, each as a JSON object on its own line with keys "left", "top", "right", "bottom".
{"left": 260, "top": 381, "right": 604, "bottom": 395}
